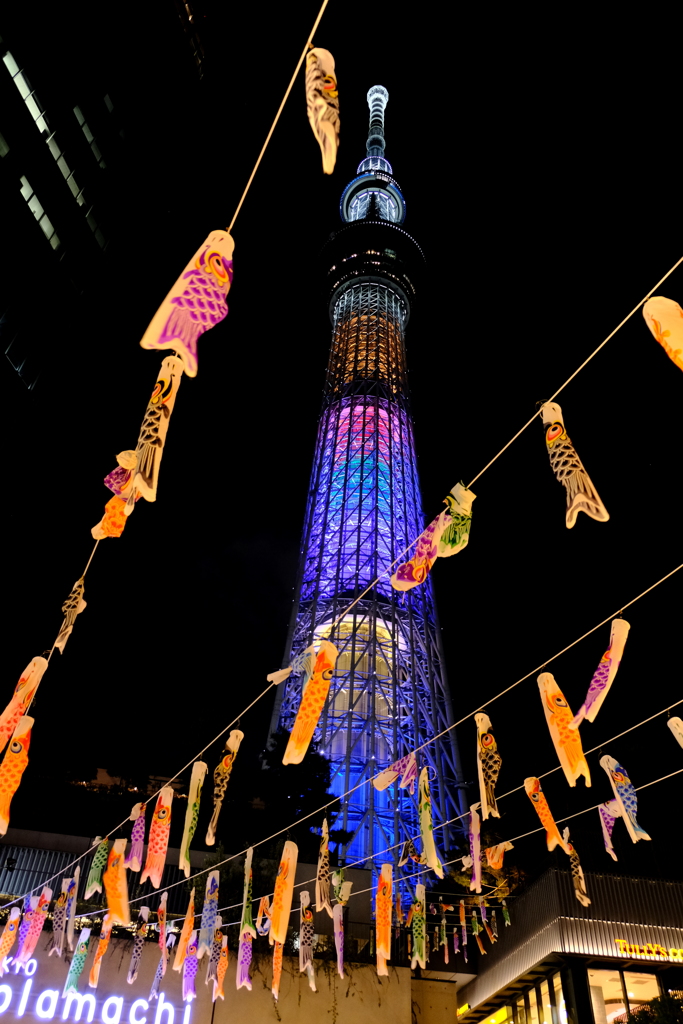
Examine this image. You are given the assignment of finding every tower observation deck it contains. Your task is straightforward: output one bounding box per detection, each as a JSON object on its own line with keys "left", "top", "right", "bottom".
{"left": 270, "top": 87, "right": 467, "bottom": 873}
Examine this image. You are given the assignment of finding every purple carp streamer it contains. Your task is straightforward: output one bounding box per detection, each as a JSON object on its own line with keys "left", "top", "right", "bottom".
{"left": 140, "top": 233, "right": 234, "bottom": 378}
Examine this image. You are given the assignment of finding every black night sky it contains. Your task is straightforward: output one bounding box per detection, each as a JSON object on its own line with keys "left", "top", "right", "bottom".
{"left": 2, "top": 0, "right": 682, "bottom": 891}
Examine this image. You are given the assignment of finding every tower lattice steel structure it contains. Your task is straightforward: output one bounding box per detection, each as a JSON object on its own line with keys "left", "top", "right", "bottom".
{"left": 270, "top": 87, "right": 467, "bottom": 871}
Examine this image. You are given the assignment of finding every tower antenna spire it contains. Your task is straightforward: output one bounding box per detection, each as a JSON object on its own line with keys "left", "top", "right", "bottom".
{"left": 366, "top": 85, "right": 389, "bottom": 156}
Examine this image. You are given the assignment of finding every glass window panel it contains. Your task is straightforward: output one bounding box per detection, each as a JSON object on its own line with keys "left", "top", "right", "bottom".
{"left": 624, "top": 973, "right": 660, "bottom": 1013}
{"left": 25, "top": 93, "right": 42, "bottom": 120}
{"left": 49, "top": 232, "right": 61, "bottom": 251}
{"left": 66, "top": 173, "right": 80, "bottom": 197}
{"left": 35, "top": 115, "right": 48, "bottom": 134}
{"left": 528, "top": 988, "right": 540, "bottom": 1024}
{"left": 76, "top": 190, "right": 86, "bottom": 207}
{"left": 552, "top": 973, "right": 568, "bottom": 1024}
{"left": 14, "top": 71, "right": 31, "bottom": 99}
{"left": 57, "top": 155, "right": 70, "bottom": 178}
{"left": 19, "top": 176, "right": 32, "bottom": 200}
{"left": 47, "top": 135, "right": 61, "bottom": 159}
{"left": 28, "top": 194, "right": 44, "bottom": 219}
{"left": 0, "top": 132, "right": 9, "bottom": 158}
{"left": 588, "top": 968, "right": 626, "bottom": 1024}
{"left": 73, "top": 105, "right": 85, "bottom": 125}
{"left": 3, "top": 52, "right": 20, "bottom": 76}
{"left": 516, "top": 997, "right": 527, "bottom": 1024}
{"left": 91, "top": 141, "right": 101, "bottom": 159}
{"left": 539, "top": 981, "right": 552, "bottom": 1024}
{"left": 103, "top": 93, "right": 114, "bottom": 112}
{"left": 38, "top": 213, "right": 54, "bottom": 239}
{"left": 86, "top": 209, "right": 98, "bottom": 231}
{"left": 94, "top": 229, "right": 106, "bottom": 248}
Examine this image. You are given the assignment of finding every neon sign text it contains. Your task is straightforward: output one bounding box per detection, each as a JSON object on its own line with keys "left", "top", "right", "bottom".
{"left": 0, "top": 962, "right": 192, "bottom": 1024}
{"left": 614, "top": 939, "right": 683, "bottom": 961}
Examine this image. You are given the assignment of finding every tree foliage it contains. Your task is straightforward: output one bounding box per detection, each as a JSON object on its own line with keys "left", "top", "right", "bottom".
{"left": 627, "top": 995, "right": 683, "bottom": 1023}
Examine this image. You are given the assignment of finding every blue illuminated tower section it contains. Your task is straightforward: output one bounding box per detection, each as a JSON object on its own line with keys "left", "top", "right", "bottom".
{"left": 271, "top": 87, "right": 467, "bottom": 869}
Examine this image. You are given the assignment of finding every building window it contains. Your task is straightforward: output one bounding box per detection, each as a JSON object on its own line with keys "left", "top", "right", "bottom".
{"left": 552, "top": 973, "right": 568, "bottom": 1024}
{"left": 516, "top": 997, "right": 527, "bottom": 1024}
{"left": 527, "top": 987, "right": 540, "bottom": 1024}
{"left": 623, "top": 972, "right": 661, "bottom": 1015}
{"left": 73, "top": 106, "right": 107, "bottom": 168}
{"left": 539, "top": 981, "right": 553, "bottom": 1024}
{"left": 19, "top": 176, "right": 61, "bottom": 250}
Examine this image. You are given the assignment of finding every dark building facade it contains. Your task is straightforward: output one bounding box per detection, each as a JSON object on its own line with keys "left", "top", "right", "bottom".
{"left": 458, "top": 869, "right": 683, "bottom": 1023}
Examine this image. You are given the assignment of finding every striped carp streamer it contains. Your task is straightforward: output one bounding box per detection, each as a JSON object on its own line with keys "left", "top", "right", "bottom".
{"left": 475, "top": 712, "right": 502, "bottom": 819}
{"left": 15, "top": 897, "right": 35, "bottom": 968}
{"left": 198, "top": 871, "right": 220, "bottom": 959}
{"left": 127, "top": 907, "right": 149, "bottom": 984}
{"left": 484, "top": 842, "right": 514, "bottom": 870}
{"left": 140, "top": 233, "right": 235, "bottom": 378}
{"left": 84, "top": 838, "right": 109, "bottom": 899}
{"left": 600, "top": 755, "right": 651, "bottom": 844}
{"left": 0, "top": 657, "right": 46, "bottom": 752}
{"left": 540, "top": 402, "right": 609, "bottom": 528}
{"left": 408, "top": 885, "right": 426, "bottom": 970}
{"left": 571, "top": 619, "right": 630, "bottom": 728}
{"left": 315, "top": 818, "right": 333, "bottom": 917}
{"left": 524, "top": 777, "right": 572, "bottom": 853}
{"left": 179, "top": 760, "right": 207, "bottom": 876}
{"left": 48, "top": 879, "right": 70, "bottom": 956}
{"left": 63, "top": 928, "right": 91, "bottom": 996}
{"left": 65, "top": 866, "right": 80, "bottom": 952}
{"left": 299, "top": 891, "right": 316, "bottom": 991}
{"left": 375, "top": 863, "right": 393, "bottom": 977}
{"left": 562, "top": 827, "right": 591, "bottom": 907}
{"left": 392, "top": 483, "right": 475, "bottom": 592}
{"left": 333, "top": 903, "right": 345, "bottom": 979}
{"left": 418, "top": 767, "right": 444, "bottom": 878}
{"left": 206, "top": 731, "right": 243, "bottom": 846}
{"left": 0, "top": 714, "right": 33, "bottom": 834}
{"left": 88, "top": 915, "right": 112, "bottom": 990}
{"left": 305, "top": 48, "right": 340, "bottom": 174}
{"left": 157, "top": 892, "right": 168, "bottom": 953}
{"left": 642, "top": 295, "right": 683, "bottom": 371}
{"left": 537, "top": 672, "right": 591, "bottom": 787}
{"left": 213, "top": 936, "right": 228, "bottom": 1002}
{"left": 182, "top": 932, "right": 199, "bottom": 1003}
{"left": 236, "top": 848, "right": 256, "bottom": 991}
{"left": 103, "top": 839, "right": 130, "bottom": 926}
{"left": 150, "top": 933, "right": 175, "bottom": 1001}
{"left": 205, "top": 915, "right": 223, "bottom": 987}
{"left": 54, "top": 578, "right": 87, "bottom": 654}
{"left": 125, "top": 802, "right": 147, "bottom": 872}
{"left": 173, "top": 888, "right": 195, "bottom": 972}
{"left": 599, "top": 799, "right": 620, "bottom": 861}
{"left": 283, "top": 641, "right": 338, "bottom": 765}
{"left": 373, "top": 751, "right": 418, "bottom": 795}
{"left": 270, "top": 841, "right": 298, "bottom": 946}
{"left": 468, "top": 803, "right": 482, "bottom": 894}
{"left": 0, "top": 909, "right": 21, "bottom": 972}
{"left": 140, "top": 786, "right": 173, "bottom": 887}
{"left": 16, "top": 887, "right": 51, "bottom": 965}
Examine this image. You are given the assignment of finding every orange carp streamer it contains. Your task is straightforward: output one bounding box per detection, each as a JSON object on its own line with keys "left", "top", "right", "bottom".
{"left": 103, "top": 839, "right": 131, "bottom": 926}
{"left": 0, "top": 715, "right": 33, "bottom": 834}
{"left": 283, "top": 642, "right": 338, "bottom": 765}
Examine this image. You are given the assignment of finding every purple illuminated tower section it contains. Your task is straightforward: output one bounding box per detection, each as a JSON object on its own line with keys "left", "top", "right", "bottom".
{"left": 270, "top": 87, "right": 467, "bottom": 870}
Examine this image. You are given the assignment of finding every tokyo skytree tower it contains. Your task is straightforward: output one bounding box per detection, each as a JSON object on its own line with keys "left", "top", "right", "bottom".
{"left": 270, "top": 86, "right": 467, "bottom": 870}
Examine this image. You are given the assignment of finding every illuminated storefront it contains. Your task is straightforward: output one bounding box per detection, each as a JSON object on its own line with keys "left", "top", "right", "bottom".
{"left": 457, "top": 869, "right": 683, "bottom": 1024}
